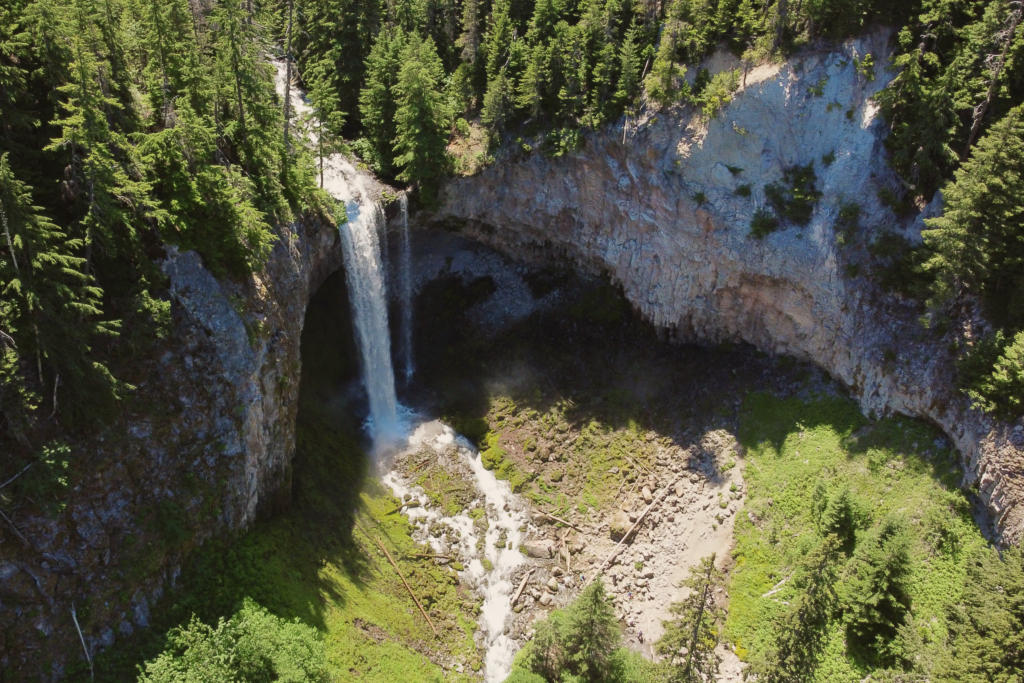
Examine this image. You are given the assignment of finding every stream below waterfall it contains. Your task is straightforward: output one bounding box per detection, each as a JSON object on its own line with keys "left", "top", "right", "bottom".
{"left": 382, "top": 422, "right": 531, "bottom": 682}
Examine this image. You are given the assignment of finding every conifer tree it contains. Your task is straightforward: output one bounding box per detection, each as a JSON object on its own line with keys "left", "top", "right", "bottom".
{"left": 305, "top": 57, "right": 347, "bottom": 188}
{"left": 840, "top": 518, "right": 913, "bottom": 665}
{"left": 484, "top": 67, "right": 516, "bottom": 132}
{"left": 0, "top": 153, "right": 115, "bottom": 428}
{"left": 923, "top": 104, "right": 1024, "bottom": 329}
{"left": 646, "top": 19, "right": 688, "bottom": 105}
{"left": 753, "top": 535, "right": 842, "bottom": 682}
{"left": 563, "top": 579, "right": 621, "bottom": 680}
{"left": 393, "top": 33, "right": 450, "bottom": 200}
{"left": 360, "top": 27, "right": 408, "bottom": 176}
{"left": 482, "top": 0, "right": 515, "bottom": 82}
{"left": 875, "top": 35, "right": 958, "bottom": 197}
{"left": 939, "top": 545, "right": 1024, "bottom": 680}
{"left": 47, "top": 2, "right": 160, "bottom": 271}
{"left": 657, "top": 554, "right": 725, "bottom": 683}
{"left": 516, "top": 44, "right": 549, "bottom": 119}
{"left": 616, "top": 26, "right": 645, "bottom": 109}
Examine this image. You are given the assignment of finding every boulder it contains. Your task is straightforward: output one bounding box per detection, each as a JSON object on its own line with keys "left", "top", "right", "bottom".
{"left": 523, "top": 539, "right": 555, "bottom": 558}
{"left": 609, "top": 511, "right": 631, "bottom": 541}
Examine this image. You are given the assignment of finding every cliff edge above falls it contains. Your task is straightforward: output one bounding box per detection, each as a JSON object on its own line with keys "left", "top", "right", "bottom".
{"left": 428, "top": 32, "right": 1024, "bottom": 544}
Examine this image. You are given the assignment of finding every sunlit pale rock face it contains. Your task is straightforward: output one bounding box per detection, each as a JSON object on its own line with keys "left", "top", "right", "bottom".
{"left": 430, "top": 32, "right": 1024, "bottom": 545}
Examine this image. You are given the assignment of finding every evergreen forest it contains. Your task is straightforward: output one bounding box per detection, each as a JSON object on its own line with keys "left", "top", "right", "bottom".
{"left": 3, "top": 0, "right": 1023, "bottom": 452}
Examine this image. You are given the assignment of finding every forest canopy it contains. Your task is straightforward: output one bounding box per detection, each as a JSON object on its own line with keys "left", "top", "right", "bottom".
{"left": 0, "top": 0, "right": 325, "bottom": 449}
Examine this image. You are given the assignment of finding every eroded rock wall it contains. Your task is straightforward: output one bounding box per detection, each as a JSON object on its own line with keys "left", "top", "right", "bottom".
{"left": 429, "top": 33, "right": 1024, "bottom": 544}
{"left": 0, "top": 216, "right": 341, "bottom": 677}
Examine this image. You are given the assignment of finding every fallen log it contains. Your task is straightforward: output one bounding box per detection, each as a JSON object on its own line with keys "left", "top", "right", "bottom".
{"left": 375, "top": 536, "right": 439, "bottom": 636}
{"left": 559, "top": 533, "right": 571, "bottom": 573}
{"left": 593, "top": 478, "right": 681, "bottom": 577}
{"left": 511, "top": 568, "right": 536, "bottom": 607}
{"left": 411, "top": 553, "right": 453, "bottom": 562}
{"left": 538, "top": 509, "right": 584, "bottom": 533}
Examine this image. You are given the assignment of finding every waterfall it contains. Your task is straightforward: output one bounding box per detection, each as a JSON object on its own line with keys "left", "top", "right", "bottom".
{"left": 276, "top": 62, "right": 532, "bottom": 680}
{"left": 398, "top": 194, "right": 414, "bottom": 383}
{"left": 273, "top": 60, "right": 404, "bottom": 446}
{"left": 338, "top": 192, "right": 402, "bottom": 446}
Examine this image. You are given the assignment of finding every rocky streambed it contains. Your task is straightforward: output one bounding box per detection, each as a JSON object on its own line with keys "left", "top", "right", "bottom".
{"left": 382, "top": 416, "right": 748, "bottom": 680}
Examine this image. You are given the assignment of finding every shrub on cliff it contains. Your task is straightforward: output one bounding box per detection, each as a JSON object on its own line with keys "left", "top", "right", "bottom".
{"left": 962, "top": 330, "right": 1024, "bottom": 418}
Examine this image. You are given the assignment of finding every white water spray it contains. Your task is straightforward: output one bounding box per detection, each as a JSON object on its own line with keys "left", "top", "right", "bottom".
{"left": 398, "top": 193, "right": 414, "bottom": 383}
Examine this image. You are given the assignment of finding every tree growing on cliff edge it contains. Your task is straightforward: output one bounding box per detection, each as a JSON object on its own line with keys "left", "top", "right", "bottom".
{"left": 359, "top": 27, "right": 407, "bottom": 176}
{"left": 0, "top": 153, "right": 115, "bottom": 433}
{"left": 924, "top": 104, "right": 1024, "bottom": 330}
{"left": 393, "top": 33, "right": 451, "bottom": 203}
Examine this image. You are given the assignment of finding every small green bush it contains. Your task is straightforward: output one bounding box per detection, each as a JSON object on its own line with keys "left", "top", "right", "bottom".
{"left": 764, "top": 163, "right": 821, "bottom": 225}
{"left": 543, "top": 128, "right": 583, "bottom": 157}
{"left": 735, "top": 184, "right": 752, "bottom": 197}
{"left": 139, "top": 599, "right": 329, "bottom": 682}
{"left": 696, "top": 69, "right": 741, "bottom": 119}
{"left": 750, "top": 208, "right": 780, "bottom": 238}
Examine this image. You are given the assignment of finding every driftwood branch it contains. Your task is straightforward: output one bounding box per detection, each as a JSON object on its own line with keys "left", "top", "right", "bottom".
{"left": 538, "top": 509, "right": 584, "bottom": 533}
{"left": 71, "top": 602, "right": 94, "bottom": 681}
{"left": 0, "top": 508, "right": 30, "bottom": 547}
{"left": 410, "top": 553, "right": 453, "bottom": 562}
{"left": 49, "top": 372, "right": 60, "bottom": 418}
{"left": 761, "top": 571, "right": 795, "bottom": 599}
{"left": 511, "top": 568, "right": 536, "bottom": 607}
{"left": 625, "top": 454, "right": 651, "bottom": 474}
{"left": 374, "top": 536, "right": 438, "bottom": 637}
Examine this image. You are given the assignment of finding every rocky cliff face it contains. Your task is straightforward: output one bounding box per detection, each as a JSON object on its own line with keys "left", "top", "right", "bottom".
{"left": 0, "top": 216, "right": 341, "bottom": 677}
{"left": 429, "top": 33, "right": 1024, "bottom": 544}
